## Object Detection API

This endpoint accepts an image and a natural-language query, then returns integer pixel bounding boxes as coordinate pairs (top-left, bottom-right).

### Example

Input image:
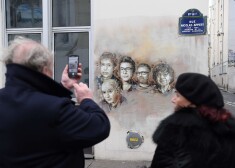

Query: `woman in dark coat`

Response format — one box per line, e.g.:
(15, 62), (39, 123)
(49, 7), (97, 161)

(150, 73), (235, 168)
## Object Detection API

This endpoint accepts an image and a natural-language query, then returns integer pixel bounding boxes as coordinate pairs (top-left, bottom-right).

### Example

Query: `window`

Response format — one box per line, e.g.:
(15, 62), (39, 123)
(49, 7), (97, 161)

(51, 0), (91, 84)
(6, 0), (42, 28)
(8, 33), (41, 43)
(52, 0), (90, 27)
(3, 0), (91, 85)
(54, 32), (89, 85)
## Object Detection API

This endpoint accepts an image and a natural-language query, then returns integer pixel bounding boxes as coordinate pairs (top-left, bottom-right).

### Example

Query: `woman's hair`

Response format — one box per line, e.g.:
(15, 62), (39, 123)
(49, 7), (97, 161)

(152, 63), (174, 83)
(198, 106), (232, 122)
(3, 36), (53, 73)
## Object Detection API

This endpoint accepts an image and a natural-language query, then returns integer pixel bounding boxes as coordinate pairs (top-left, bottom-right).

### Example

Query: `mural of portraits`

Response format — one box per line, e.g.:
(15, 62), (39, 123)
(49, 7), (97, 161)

(99, 78), (127, 112)
(153, 63), (174, 94)
(93, 2), (210, 156)
(95, 53), (175, 112)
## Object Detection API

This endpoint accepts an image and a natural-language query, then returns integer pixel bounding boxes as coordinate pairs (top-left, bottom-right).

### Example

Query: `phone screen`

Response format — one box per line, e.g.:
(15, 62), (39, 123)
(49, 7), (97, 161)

(68, 55), (79, 78)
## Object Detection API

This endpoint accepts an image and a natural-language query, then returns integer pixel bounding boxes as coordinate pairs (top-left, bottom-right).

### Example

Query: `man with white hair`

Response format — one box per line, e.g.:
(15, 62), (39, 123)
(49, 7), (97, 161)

(0, 36), (110, 168)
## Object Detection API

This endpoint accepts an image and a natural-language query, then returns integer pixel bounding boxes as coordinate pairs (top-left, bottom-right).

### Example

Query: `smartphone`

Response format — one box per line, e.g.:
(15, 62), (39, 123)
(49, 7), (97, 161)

(68, 55), (79, 78)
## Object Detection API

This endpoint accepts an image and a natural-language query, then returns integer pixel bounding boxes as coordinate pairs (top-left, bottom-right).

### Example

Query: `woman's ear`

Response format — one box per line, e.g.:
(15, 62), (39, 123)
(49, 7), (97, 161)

(188, 103), (196, 108)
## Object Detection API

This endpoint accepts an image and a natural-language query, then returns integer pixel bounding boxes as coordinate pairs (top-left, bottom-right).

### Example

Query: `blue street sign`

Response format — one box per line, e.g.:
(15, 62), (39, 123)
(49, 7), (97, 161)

(179, 9), (207, 35)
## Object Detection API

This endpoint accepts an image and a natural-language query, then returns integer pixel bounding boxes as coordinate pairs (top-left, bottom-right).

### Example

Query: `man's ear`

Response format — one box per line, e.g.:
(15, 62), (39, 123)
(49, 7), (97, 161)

(42, 66), (53, 78)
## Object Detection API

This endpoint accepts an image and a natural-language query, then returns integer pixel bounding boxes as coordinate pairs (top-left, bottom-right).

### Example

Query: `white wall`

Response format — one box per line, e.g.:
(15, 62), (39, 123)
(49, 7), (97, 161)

(93, 0), (209, 161)
(95, 0), (208, 19)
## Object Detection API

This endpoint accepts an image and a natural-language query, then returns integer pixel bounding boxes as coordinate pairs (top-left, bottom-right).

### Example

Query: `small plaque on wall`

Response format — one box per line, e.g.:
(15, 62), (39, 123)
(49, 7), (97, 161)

(126, 130), (144, 149)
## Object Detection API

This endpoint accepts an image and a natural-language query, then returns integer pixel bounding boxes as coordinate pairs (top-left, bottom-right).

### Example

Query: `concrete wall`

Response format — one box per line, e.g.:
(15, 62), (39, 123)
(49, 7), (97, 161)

(93, 0), (209, 160)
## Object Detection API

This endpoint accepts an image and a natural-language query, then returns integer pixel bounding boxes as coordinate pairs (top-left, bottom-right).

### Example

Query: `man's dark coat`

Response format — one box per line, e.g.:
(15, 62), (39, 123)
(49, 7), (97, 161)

(0, 64), (110, 168)
(151, 108), (235, 168)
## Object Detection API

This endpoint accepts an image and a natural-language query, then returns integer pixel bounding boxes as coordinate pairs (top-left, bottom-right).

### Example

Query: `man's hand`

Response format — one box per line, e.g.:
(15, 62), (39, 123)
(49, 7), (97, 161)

(73, 82), (93, 103)
(61, 64), (82, 90)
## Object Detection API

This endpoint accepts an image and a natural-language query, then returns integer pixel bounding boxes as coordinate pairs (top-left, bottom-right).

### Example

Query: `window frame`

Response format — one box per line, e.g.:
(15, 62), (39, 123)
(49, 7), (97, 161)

(1, 0), (93, 88)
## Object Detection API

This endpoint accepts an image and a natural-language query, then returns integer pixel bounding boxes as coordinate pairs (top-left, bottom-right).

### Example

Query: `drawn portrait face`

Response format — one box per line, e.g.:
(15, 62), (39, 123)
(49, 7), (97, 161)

(100, 58), (114, 79)
(156, 72), (172, 86)
(120, 62), (133, 82)
(101, 80), (120, 105)
(136, 66), (150, 84)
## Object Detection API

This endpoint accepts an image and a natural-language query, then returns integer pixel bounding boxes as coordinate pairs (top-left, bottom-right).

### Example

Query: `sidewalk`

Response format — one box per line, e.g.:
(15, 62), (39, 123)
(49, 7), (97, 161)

(85, 159), (151, 168)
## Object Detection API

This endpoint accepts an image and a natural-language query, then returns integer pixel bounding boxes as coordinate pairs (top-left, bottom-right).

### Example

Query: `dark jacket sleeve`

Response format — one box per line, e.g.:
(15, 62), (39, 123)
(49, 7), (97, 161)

(150, 108), (222, 168)
(151, 123), (192, 168)
(150, 109), (205, 168)
(56, 98), (110, 149)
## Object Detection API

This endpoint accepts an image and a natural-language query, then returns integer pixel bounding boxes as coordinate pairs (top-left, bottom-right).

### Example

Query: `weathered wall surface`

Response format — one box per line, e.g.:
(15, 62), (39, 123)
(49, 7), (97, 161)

(93, 0), (209, 160)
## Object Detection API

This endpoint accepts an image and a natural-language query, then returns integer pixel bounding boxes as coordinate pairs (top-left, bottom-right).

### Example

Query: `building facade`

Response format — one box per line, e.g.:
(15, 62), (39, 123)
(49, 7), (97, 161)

(0, 0), (209, 161)
(208, 0), (235, 92)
